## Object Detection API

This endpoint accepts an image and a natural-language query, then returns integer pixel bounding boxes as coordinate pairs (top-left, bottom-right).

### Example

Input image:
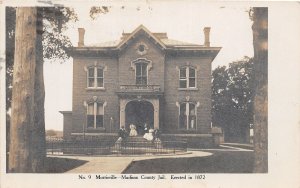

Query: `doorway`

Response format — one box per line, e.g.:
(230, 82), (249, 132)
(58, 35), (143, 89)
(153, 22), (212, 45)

(125, 100), (154, 135)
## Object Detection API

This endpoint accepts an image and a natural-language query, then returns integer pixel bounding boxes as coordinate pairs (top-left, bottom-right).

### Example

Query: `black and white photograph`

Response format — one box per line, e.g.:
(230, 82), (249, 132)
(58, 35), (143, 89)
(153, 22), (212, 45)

(0, 1), (299, 188)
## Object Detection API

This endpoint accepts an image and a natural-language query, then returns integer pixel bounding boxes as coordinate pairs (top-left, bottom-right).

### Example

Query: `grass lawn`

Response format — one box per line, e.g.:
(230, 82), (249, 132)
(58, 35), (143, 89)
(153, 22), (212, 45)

(44, 157), (88, 173)
(122, 150), (254, 173)
(6, 156), (88, 173)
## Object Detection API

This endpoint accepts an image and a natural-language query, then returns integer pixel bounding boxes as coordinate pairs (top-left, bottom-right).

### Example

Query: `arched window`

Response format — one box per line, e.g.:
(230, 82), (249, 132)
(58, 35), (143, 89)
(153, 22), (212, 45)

(131, 58), (152, 86)
(87, 102), (104, 128)
(87, 66), (104, 88)
(136, 62), (148, 85)
(179, 67), (196, 88)
(178, 102), (197, 130)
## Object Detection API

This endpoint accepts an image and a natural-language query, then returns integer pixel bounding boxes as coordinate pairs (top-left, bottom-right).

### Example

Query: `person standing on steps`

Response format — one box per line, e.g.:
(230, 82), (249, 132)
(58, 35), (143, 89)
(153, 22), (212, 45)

(129, 124), (138, 137)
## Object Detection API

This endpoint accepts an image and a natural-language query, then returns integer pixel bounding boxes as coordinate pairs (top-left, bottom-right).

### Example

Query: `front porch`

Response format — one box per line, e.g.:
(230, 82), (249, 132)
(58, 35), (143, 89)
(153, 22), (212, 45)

(116, 84), (164, 131)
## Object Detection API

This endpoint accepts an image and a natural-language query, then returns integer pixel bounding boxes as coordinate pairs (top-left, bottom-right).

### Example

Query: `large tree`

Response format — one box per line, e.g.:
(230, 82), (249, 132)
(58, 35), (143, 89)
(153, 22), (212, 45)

(212, 57), (254, 143)
(7, 6), (110, 172)
(9, 7), (37, 172)
(7, 7), (78, 172)
(251, 7), (268, 173)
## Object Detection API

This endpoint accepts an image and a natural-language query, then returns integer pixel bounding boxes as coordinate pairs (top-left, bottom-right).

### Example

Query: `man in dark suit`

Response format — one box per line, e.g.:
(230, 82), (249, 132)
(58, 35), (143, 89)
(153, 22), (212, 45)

(118, 126), (127, 139)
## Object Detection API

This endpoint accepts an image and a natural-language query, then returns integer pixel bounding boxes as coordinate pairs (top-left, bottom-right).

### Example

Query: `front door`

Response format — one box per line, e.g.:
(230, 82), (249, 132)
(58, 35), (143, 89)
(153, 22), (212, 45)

(125, 100), (154, 135)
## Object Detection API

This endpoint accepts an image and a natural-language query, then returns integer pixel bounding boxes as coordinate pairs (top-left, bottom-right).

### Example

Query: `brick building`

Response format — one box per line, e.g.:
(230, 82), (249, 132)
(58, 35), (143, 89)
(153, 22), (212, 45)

(61, 25), (221, 147)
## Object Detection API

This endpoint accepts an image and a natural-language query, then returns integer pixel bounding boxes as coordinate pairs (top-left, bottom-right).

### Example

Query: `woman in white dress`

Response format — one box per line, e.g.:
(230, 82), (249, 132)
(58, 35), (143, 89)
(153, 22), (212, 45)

(143, 128), (154, 141)
(129, 124), (138, 137)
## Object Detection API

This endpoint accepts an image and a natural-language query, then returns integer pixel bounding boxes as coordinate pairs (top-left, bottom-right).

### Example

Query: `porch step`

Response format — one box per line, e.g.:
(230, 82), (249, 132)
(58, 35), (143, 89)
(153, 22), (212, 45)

(122, 136), (155, 148)
(124, 136), (147, 142)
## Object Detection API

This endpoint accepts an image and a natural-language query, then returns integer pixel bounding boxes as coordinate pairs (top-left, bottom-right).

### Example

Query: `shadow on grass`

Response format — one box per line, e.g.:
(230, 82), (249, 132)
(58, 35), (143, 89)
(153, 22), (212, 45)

(45, 157), (88, 173)
(123, 150), (254, 173)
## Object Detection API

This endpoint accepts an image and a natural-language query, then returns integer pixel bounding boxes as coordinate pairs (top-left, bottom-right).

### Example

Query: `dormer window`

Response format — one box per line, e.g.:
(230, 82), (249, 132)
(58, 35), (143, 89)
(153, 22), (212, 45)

(179, 67), (196, 89)
(87, 67), (104, 88)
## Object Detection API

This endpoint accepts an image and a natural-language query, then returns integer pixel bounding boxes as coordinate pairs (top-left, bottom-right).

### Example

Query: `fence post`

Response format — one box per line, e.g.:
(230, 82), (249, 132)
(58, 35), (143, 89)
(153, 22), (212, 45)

(173, 142), (175, 154)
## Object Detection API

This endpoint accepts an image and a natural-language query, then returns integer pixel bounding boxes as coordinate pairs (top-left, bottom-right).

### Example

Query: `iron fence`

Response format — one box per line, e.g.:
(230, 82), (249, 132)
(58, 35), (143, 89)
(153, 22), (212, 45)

(46, 139), (187, 155)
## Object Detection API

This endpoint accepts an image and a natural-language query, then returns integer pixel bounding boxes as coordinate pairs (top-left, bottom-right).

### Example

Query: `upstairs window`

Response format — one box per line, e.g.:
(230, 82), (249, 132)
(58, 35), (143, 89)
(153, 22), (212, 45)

(87, 102), (104, 128)
(87, 67), (104, 88)
(179, 102), (197, 130)
(136, 62), (148, 85)
(179, 67), (196, 88)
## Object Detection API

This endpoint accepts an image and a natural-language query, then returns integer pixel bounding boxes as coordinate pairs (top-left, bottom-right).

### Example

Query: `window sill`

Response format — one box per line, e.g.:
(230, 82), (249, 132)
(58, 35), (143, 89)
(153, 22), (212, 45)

(86, 87), (106, 91)
(178, 88), (198, 91)
(86, 127), (105, 130)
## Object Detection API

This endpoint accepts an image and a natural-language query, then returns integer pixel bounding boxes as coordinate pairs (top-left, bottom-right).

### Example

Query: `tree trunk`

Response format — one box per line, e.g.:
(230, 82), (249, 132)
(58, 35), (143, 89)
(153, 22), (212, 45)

(252, 7), (268, 173)
(9, 7), (37, 173)
(31, 8), (46, 172)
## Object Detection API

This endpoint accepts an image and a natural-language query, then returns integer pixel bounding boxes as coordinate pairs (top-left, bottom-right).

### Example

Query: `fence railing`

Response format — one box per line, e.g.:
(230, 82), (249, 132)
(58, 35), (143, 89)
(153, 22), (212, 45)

(46, 139), (187, 155)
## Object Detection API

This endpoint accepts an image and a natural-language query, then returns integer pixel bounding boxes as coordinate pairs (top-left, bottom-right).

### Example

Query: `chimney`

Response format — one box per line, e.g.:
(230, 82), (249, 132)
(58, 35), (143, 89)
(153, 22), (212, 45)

(203, 27), (210, 47)
(78, 28), (85, 47)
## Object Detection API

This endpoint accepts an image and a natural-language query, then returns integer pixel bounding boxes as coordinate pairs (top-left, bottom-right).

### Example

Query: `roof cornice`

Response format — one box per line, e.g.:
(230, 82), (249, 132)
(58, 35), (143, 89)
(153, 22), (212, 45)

(71, 46), (222, 58)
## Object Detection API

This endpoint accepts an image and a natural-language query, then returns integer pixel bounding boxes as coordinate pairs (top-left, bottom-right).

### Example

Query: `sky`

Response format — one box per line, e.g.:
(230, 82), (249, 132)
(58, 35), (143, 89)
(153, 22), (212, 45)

(44, 2), (254, 131)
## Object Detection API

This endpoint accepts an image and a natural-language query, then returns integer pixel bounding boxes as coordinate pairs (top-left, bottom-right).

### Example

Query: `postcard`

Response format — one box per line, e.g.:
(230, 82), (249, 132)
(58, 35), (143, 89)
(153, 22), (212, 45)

(0, 1), (299, 188)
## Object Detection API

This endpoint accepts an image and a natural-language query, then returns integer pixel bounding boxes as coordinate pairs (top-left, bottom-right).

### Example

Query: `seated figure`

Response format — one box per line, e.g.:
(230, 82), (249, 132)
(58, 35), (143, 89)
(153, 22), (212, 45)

(143, 128), (154, 141)
(129, 124), (138, 137)
(117, 126), (127, 141)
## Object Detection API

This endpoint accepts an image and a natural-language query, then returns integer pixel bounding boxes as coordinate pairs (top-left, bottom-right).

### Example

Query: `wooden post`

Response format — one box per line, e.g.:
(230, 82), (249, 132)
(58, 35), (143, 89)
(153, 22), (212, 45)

(83, 123), (85, 141)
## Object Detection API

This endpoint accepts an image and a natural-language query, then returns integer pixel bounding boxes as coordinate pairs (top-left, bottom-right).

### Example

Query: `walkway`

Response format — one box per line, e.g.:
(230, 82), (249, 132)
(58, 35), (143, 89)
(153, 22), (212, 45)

(49, 151), (212, 173)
